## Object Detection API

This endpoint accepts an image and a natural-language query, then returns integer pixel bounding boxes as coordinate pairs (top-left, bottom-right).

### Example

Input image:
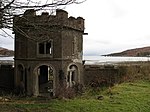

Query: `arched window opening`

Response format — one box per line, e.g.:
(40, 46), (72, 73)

(71, 71), (75, 82)
(67, 65), (78, 87)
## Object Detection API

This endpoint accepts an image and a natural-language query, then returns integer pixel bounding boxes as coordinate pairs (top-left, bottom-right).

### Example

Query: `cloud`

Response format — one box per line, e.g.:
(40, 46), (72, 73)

(0, 29), (14, 50)
(106, 0), (127, 18)
(0, 36), (14, 50)
(1, 0), (150, 55)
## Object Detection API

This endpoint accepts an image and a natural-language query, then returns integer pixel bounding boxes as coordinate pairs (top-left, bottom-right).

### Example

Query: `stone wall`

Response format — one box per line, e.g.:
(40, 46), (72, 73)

(84, 65), (120, 87)
(0, 64), (14, 89)
(83, 62), (150, 87)
(0, 62), (150, 91)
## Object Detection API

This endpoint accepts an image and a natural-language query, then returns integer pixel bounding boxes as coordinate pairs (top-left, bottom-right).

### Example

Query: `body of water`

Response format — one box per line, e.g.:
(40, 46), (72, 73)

(0, 56), (149, 65)
(0, 56), (14, 60)
(83, 56), (150, 65)
(0, 56), (14, 65)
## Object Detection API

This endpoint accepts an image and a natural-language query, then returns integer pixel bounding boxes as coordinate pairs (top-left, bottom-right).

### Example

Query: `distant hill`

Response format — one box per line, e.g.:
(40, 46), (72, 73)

(104, 46), (150, 57)
(0, 47), (14, 57)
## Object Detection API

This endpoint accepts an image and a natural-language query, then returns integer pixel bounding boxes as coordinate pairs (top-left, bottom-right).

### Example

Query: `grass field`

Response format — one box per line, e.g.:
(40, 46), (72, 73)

(0, 80), (150, 112)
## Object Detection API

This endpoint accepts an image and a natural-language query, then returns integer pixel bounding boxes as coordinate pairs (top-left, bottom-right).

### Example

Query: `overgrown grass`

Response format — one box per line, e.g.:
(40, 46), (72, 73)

(0, 80), (150, 112)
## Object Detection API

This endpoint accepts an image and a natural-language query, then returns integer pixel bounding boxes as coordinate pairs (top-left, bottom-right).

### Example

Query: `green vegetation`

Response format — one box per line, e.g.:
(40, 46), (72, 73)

(0, 80), (150, 112)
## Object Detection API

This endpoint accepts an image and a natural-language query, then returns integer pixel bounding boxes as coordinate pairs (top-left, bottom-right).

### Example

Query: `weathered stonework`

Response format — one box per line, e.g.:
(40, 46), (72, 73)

(13, 9), (85, 96)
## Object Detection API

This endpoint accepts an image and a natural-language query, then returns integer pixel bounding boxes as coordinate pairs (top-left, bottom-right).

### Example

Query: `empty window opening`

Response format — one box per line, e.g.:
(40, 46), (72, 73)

(71, 71), (75, 81)
(46, 42), (52, 54)
(38, 41), (52, 55)
(39, 43), (44, 54)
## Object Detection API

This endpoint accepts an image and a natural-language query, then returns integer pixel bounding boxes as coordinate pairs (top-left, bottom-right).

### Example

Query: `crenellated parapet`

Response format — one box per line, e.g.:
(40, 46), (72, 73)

(14, 9), (84, 32)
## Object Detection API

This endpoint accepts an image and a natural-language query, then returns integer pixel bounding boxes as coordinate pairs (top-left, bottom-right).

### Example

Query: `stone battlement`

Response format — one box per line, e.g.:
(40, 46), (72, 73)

(14, 9), (84, 32)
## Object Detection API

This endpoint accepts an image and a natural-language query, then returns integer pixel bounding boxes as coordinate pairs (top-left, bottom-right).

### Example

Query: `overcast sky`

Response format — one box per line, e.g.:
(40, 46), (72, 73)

(1, 0), (150, 56)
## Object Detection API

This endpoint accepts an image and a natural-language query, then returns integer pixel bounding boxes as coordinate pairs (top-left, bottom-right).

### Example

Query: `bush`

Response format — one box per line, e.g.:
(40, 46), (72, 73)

(55, 82), (83, 99)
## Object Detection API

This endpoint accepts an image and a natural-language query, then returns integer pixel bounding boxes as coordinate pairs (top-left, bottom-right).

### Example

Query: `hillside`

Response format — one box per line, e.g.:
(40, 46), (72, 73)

(104, 46), (150, 57)
(0, 47), (14, 56)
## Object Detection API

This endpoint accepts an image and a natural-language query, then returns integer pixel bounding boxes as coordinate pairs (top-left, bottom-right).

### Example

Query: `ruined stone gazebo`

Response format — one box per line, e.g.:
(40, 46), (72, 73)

(13, 9), (85, 96)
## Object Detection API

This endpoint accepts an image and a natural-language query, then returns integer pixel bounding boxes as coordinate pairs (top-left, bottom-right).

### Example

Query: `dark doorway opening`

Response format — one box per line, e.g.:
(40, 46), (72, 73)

(38, 65), (54, 96)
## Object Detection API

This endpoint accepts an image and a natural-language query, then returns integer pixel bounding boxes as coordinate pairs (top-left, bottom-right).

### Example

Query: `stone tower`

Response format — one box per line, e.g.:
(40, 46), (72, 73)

(13, 9), (85, 96)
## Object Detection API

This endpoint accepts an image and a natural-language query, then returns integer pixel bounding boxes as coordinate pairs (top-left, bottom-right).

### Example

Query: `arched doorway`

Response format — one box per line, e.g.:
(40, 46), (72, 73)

(35, 65), (54, 96)
(67, 65), (78, 87)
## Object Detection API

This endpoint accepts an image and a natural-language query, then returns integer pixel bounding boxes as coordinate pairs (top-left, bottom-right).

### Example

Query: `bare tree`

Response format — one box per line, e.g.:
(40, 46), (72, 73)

(0, 0), (86, 37)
